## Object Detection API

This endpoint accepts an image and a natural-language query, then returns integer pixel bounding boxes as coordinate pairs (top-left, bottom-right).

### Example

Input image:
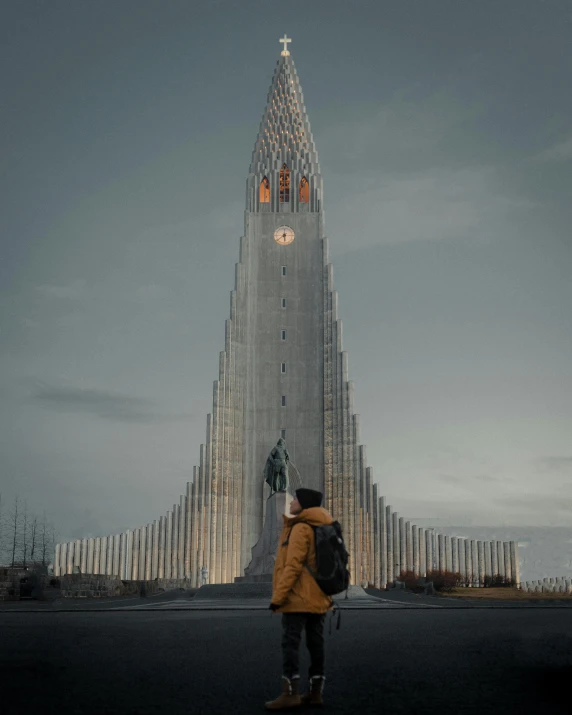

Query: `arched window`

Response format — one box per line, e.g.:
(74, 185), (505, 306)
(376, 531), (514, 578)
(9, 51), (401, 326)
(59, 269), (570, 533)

(259, 176), (270, 203)
(279, 164), (290, 202)
(299, 176), (309, 203)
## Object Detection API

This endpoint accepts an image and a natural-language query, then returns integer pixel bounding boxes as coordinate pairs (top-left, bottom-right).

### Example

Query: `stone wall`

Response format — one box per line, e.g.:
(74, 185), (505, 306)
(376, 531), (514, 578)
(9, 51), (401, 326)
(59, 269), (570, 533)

(59, 573), (194, 598)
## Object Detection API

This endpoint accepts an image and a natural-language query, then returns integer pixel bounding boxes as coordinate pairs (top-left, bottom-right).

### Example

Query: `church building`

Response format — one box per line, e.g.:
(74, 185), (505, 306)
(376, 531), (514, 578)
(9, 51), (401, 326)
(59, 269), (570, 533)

(53, 39), (520, 592)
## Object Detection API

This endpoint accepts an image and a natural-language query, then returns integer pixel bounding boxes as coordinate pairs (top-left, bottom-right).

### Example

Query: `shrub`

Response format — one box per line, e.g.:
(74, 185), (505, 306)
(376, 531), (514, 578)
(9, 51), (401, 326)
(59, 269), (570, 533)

(482, 574), (515, 588)
(426, 569), (462, 593)
(394, 569), (427, 593)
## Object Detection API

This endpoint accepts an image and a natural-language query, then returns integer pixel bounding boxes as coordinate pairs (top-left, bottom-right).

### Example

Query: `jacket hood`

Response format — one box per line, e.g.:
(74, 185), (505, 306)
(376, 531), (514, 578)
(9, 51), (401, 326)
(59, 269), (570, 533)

(283, 506), (333, 527)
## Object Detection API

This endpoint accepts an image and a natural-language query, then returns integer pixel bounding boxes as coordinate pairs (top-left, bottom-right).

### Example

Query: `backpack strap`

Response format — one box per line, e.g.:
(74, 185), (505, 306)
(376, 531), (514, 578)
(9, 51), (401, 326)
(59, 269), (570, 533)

(281, 520), (312, 547)
(281, 522), (319, 579)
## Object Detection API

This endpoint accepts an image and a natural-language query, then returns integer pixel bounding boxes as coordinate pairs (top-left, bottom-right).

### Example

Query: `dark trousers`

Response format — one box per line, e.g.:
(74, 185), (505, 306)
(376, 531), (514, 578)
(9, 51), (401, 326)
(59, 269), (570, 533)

(281, 612), (326, 680)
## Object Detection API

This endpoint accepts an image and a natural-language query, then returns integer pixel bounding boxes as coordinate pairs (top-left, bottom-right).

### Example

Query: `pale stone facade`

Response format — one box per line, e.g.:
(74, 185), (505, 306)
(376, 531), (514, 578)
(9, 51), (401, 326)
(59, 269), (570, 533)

(54, 45), (521, 590)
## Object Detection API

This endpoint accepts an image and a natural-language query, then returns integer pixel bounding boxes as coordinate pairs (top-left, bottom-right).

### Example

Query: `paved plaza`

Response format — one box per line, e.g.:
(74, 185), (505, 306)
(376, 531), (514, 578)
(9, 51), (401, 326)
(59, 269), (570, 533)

(2, 592), (571, 715)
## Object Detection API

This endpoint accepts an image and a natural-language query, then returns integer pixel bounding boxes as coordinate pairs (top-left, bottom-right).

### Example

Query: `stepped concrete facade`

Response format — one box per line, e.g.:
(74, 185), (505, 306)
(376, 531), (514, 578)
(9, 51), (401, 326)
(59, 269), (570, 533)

(54, 40), (521, 590)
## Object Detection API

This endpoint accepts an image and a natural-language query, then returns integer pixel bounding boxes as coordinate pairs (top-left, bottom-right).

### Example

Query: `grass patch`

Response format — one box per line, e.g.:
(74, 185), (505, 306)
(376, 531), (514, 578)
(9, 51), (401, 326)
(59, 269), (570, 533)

(438, 587), (572, 601)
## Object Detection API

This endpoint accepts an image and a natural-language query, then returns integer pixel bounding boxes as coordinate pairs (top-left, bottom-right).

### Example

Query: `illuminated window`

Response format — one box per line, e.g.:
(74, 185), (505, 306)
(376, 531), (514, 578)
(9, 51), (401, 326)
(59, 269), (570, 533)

(259, 176), (270, 203)
(279, 164), (290, 202)
(299, 176), (309, 203)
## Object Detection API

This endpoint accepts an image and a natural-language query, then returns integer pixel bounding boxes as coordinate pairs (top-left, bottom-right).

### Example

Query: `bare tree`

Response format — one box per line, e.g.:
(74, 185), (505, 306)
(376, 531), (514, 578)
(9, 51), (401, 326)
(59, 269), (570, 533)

(29, 516), (38, 563)
(21, 500), (29, 568)
(0, 492), (5, 566)
(40, 511), (49, 566)
(9, 495), (21, 567)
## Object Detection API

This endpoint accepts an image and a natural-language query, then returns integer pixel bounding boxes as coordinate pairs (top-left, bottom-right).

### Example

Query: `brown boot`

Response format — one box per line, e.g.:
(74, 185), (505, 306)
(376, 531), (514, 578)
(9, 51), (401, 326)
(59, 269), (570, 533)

(264, 676), (302, 710)
(301, 675), (325, 706)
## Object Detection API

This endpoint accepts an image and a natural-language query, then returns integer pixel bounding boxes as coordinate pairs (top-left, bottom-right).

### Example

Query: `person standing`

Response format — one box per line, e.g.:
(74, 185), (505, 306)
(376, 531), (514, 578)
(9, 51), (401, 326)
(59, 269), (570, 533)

(265, 488), (334, 710)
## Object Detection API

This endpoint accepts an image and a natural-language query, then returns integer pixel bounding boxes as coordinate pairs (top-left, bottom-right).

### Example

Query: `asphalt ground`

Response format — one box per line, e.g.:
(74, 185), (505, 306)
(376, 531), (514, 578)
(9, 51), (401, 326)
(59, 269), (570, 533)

(2, 606), (571, 714)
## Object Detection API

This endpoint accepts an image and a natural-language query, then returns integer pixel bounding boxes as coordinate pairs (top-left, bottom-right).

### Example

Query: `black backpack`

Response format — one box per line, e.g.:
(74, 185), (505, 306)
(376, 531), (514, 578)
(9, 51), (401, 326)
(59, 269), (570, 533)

(286, 520), (351, 596)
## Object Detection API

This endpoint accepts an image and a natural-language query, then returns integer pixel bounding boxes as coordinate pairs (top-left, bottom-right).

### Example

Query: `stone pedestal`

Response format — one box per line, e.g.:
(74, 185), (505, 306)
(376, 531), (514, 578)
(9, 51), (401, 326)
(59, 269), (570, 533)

(237, 491), (292, 583)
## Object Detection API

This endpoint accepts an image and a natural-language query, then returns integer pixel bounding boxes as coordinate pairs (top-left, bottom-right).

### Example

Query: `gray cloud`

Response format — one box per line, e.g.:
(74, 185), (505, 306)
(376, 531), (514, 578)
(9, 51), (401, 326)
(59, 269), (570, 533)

(437, 474), (464, 485)
(30, 381), (194, 424)
(494, 495), (572, 513)
(35, 279), (86, 300)
(531, 137), (572, 164)
(536, 457), (572, 472)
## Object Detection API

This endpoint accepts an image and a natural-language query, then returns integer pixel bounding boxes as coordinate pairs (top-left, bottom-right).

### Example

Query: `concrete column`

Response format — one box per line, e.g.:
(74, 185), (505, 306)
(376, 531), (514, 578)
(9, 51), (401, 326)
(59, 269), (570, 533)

(477, 541), (484, 586)
(445, 535), (452, 572)
(152, 520), (159, 580)
(392, 512), (400, 578)
(103, 536), (110, 575)
(496, 541), (505, 580)
(61, 542), (68, 574)
(165, 512), (173, 579)
(418, 528), (426, 577)
(451, 537), (458, 574)
(471, 540), (478, 586)
(65, 541), (73, 574)
(509, 541), (520, 586)
(437, 534), (445, 572)
(93, 537), (100, 574)
(380, 496), (387, 589)
(464, 539), (472, 586)
(109, 536), (115, 575)
(125, 530), (133, 580)
(108, 535), (114, 576)
(386, 505), (393, 585)
(138, 526), (146, 580)
(425, 530), (433, 576)
(458, 539), (466, 582)
(503, 542), (511, 584)
(490, 541), (498, 578)
(158, 516), (166, 579)
(119, 533), (126, 580)
(131, 528), (140, 580)
(484, 541), (492, 582)
(73, 539), (81, 571)
(178, 496), (185, 581)
(100, 536), (108, 575)
(80, 538), (87, 573)
(398, 517), (405, 577)
(86, 538), (94, 574)
(185, 485), (192, 580)
(145, 524), (154, 581)
(145, 524), (153, 580)
(412, 525), (420, 577)
(172, 505), (180, 580)
(112, 534), (119, 576)
(372, 486), (380, 588)
(405, 521), (413, 572)
(54, 543), (61, 576)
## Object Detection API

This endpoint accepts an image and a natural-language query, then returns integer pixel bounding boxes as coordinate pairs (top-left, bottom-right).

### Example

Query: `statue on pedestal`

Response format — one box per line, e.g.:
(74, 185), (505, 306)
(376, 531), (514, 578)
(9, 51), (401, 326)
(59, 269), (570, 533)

(264, 438), (290, 493)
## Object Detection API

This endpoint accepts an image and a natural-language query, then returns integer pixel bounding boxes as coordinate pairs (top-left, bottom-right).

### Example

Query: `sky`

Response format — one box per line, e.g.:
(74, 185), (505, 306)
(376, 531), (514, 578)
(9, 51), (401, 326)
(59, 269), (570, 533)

(1, 1), (571, 554)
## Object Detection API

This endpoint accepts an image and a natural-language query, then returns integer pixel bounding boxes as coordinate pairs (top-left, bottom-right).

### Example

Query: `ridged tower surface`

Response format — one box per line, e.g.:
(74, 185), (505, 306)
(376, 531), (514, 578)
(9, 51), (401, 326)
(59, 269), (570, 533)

(52, 45), (523, 594)
(184, 48), (378, 584)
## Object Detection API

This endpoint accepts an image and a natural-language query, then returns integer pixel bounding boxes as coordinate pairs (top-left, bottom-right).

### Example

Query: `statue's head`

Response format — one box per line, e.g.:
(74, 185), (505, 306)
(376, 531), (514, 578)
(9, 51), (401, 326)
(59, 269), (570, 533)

(277, 438), (285, 446)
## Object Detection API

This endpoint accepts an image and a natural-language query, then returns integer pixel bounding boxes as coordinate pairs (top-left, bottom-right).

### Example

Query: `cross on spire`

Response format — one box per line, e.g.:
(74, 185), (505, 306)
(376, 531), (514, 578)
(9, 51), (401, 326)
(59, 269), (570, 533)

(279, 34), (292, 56)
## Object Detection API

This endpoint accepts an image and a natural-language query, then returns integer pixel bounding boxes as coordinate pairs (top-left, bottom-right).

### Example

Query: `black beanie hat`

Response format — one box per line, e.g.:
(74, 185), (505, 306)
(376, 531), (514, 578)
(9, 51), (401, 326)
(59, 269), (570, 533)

(295, 488), (323, 510)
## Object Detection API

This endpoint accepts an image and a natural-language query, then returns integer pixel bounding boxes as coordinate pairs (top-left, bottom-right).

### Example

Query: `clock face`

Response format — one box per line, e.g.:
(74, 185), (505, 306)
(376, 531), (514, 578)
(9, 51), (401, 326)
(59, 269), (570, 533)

(274, 225), (295, 246)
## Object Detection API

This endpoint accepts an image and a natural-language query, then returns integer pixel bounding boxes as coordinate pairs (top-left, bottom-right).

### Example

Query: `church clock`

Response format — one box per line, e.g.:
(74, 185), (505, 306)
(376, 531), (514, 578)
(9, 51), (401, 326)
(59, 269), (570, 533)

(274, 225), (295, 246)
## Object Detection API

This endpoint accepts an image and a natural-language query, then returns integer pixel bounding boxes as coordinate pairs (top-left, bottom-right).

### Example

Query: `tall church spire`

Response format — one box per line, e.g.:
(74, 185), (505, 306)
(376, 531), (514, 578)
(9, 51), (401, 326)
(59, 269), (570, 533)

(247, 38), (322, 212)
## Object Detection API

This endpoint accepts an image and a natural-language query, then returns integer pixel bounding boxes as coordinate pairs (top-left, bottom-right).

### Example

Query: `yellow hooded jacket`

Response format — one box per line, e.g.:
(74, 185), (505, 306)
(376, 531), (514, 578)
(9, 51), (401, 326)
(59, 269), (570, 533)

(271, 506), (335, 614)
